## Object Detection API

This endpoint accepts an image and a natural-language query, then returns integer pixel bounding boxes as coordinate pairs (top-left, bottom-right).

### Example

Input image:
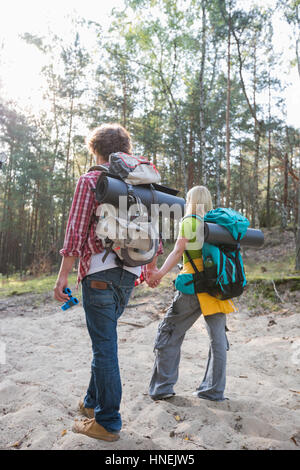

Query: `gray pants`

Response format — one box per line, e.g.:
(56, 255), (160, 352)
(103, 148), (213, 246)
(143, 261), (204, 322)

(149, 291), (229, 401)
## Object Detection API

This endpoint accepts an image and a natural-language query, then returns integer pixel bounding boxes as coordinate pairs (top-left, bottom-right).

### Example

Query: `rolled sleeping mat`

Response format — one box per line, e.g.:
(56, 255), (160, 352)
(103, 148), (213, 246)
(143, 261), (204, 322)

(94, 174), (185, 215)
(204, 222), (264, 248)
(94, 174), (264, 247)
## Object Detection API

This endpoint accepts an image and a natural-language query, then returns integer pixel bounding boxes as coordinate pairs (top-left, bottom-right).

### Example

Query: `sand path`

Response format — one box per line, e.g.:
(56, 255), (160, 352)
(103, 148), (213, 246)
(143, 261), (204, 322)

(0, 288), (299, 450)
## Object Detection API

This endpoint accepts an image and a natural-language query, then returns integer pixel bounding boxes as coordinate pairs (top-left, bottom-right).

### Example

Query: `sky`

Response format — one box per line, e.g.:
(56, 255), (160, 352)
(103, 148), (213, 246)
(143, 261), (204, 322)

(0, 0), (122, 111)
(0, 0), (299, 128)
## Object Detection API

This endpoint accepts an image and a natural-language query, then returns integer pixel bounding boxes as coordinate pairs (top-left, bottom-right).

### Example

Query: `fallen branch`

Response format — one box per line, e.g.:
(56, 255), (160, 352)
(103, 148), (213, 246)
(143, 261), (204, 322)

(119, 321), (145, 328)
(126, 302), (147, 309)
(7, 429), (33, 449)
(271, 279), (284, 303)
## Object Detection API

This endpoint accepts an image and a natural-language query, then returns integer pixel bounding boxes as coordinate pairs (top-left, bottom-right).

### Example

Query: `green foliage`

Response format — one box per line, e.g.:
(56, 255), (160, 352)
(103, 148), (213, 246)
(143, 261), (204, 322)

(0, 273), (78, 298)
(0, 1), (300, 275)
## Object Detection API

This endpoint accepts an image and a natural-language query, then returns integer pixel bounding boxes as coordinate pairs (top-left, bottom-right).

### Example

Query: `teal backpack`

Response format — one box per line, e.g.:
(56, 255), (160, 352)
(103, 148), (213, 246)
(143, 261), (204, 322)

(175, 208), (249, 300)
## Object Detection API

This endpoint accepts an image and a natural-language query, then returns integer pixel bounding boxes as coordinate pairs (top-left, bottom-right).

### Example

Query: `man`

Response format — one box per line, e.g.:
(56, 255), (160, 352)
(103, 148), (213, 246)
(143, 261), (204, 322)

(54, 123), (160, 441)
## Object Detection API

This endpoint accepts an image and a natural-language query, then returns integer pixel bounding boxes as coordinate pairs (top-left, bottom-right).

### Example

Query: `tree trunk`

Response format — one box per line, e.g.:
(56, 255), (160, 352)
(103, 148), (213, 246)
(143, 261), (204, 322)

(158, 52), (187, 194)
(293, 4), (300, 269)
(188, 116), (195, 190)
(60, 91), (74, 244)
(267, 129), (272, 228)
(239, 150), (244, 214)
(216, 138), (221, 207)
(199, 1), (207, 185)
(231, 22), (263, 227)
(252, 32), (260, 228)
(0, 144), (14, 274)
(122, 70), (128, 128)
(175, 112), (188, 194)
(282, 152), (289, 229)
(226, 12), (231, 207)
(296, 5), (300, 77)
(266, 42), (272, 229)
(296, 167), (300, 271)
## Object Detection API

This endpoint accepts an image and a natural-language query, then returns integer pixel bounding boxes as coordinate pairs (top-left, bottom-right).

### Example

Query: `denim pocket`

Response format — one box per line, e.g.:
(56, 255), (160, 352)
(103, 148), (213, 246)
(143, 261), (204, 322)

(89, 282), (115, 307)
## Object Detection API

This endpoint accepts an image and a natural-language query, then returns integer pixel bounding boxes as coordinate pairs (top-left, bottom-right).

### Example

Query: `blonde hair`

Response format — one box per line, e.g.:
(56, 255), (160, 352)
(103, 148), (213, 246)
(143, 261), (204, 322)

(185, 186), (213, 217)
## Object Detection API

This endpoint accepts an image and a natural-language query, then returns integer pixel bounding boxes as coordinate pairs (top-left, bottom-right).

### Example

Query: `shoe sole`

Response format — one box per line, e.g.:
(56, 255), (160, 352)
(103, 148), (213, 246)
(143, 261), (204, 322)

(151, 393), (175, 401)
(72, 425), (119, 442)
(192, 392), (229, 402)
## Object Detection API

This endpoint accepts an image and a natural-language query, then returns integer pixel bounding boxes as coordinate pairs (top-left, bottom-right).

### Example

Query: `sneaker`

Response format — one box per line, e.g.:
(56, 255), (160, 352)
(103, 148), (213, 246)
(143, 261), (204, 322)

(72, 418), (120, 442)
(150, 393), (175, 401)
(78, 399), (94, 419)
(192, 391), (229, 401)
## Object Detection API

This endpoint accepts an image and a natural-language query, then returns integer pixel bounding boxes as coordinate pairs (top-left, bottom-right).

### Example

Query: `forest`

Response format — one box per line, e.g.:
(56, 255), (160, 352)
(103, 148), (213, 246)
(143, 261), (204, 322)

(0, 0), (300, 277)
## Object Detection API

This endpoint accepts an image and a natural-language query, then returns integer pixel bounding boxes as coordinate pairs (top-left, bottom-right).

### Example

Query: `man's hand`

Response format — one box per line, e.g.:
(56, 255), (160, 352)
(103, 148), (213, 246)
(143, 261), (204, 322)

(54, 256), (76, 303)
(145, 256), (159, 288)
(145, 266), (159, 288)
(146, 270), (162, 288)
(54, 275), (70, 303)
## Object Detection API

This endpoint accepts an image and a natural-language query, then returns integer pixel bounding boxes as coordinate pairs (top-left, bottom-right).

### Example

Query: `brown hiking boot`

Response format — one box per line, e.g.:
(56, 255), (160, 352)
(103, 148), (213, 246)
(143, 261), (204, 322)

(78, 399), (94, 419)
(72, 418), (120, 442)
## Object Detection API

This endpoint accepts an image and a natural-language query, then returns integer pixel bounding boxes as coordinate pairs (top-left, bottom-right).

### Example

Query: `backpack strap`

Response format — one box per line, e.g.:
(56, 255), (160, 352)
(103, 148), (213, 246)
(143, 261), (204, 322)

(101, 239), (114, 263)
(181, 214), (203, 274)
(88, 164), (110, 172)
(182, 214), (204, 223)
(184, 249), (200, 274)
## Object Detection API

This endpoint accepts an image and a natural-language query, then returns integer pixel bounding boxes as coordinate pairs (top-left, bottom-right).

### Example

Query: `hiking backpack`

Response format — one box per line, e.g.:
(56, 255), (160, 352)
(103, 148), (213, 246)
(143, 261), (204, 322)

(175, 208), (249, 300)
(90, 152), (161, 267)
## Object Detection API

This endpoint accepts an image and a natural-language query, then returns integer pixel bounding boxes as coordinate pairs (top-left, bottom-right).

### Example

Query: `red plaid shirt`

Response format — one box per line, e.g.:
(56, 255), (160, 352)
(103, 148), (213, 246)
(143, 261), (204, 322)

(60, 170), (104, 285)
(60, 169), (163, 286)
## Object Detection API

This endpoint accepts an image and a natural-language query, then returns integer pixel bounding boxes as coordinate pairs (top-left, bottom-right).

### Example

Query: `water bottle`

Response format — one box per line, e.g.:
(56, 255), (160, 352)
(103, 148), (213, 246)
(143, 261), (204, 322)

(204, 256), (214, 269)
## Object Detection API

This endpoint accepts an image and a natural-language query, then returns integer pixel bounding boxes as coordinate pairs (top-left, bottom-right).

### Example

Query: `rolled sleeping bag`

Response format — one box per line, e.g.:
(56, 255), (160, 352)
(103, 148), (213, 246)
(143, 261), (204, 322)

(204, 222), (264, 248)
(95, 173), (185, 214)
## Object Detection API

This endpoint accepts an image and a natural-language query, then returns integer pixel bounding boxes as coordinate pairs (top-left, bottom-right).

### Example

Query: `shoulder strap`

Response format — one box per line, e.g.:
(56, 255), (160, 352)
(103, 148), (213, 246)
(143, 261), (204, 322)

(184, 249), (200, 274)
(182, 214), (204, 223)
(88, 164), (109, 172)
(181, 214), (203, 274)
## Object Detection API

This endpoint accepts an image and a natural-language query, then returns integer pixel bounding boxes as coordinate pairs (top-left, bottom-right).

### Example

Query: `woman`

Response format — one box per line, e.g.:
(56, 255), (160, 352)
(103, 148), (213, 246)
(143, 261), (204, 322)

(147, 186), (237, 402)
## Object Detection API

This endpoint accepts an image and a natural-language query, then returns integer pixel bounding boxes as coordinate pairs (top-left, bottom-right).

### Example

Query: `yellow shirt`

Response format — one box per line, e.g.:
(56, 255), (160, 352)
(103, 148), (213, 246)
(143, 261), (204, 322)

(180, 216), (237, 316)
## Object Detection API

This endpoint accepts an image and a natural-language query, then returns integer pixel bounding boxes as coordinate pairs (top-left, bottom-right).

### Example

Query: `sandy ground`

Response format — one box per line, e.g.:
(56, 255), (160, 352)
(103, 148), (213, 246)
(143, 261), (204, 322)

(0, 285), (300, 451)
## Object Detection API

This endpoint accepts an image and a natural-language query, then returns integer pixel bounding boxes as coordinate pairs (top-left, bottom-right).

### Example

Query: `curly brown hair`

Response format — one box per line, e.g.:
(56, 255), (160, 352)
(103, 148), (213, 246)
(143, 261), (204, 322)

(87, 123), (132, 161)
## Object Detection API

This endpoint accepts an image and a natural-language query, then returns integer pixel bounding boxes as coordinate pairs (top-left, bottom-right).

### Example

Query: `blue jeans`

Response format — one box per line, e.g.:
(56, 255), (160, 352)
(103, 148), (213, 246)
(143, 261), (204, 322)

(81, 268), (137, 433)
(149, 291), (229, 401)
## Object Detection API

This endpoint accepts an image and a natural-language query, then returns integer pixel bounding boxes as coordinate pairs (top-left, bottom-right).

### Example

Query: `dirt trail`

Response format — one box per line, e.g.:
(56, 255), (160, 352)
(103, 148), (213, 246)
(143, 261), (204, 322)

(0, 286), (300, 450)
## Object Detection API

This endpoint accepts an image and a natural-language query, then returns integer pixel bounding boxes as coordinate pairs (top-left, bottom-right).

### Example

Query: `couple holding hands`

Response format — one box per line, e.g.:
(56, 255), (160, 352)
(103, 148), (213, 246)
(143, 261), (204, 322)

(54, 123), (236, 442)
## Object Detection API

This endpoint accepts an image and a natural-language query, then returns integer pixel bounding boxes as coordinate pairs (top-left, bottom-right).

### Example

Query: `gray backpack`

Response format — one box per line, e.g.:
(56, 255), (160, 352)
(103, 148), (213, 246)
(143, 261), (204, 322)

(90, 152), (161, 267)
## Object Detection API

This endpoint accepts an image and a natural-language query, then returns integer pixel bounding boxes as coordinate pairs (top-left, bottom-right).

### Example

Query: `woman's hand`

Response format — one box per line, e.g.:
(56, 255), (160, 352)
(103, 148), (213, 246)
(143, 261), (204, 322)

(147, 237), (188, 286)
